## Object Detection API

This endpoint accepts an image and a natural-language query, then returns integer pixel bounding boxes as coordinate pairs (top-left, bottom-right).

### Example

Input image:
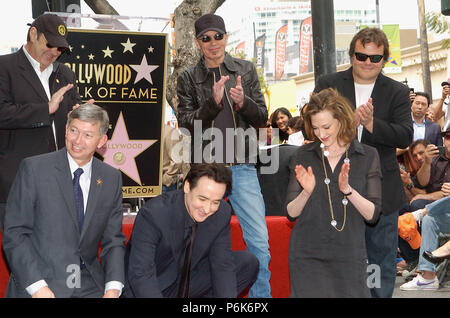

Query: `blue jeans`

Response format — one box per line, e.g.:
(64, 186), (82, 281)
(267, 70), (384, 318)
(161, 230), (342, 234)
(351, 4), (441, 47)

(227, 164), (271, 298)
(418, 196), (450, 272)
(365, 212), (398, 298)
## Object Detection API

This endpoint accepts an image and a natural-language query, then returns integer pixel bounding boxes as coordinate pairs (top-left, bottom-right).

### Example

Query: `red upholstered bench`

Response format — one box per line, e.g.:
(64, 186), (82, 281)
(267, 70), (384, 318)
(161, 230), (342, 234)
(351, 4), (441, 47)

(230, 216), (293, 298)
(0, 215), (293, 298)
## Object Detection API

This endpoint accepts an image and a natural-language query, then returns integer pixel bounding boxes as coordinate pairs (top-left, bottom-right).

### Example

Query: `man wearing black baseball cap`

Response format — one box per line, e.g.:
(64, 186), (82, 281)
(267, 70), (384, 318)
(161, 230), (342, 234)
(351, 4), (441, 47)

(177, 13), (271, 298)
(0, 13), (83, 232)
(28, 13), (70, 52)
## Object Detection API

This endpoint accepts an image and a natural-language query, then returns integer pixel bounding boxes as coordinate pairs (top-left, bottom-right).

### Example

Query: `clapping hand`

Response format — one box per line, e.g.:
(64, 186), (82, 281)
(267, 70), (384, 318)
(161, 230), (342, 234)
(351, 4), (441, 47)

(294, 164), (315, 195)
(338, 162), (352, 194)
(213, 75), (229, 106)
(356, 97), (374, 133)
(230, 75), (244, 110)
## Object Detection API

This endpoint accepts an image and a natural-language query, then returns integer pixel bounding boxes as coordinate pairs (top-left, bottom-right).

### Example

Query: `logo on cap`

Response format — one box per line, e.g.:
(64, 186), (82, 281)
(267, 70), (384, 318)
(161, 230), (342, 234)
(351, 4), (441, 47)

(58, 25), (66, 36)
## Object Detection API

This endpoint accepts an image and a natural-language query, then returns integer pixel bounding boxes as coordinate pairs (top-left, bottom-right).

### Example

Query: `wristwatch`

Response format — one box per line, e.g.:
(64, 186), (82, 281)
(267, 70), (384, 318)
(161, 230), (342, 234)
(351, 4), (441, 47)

(406, 183), (414, 190)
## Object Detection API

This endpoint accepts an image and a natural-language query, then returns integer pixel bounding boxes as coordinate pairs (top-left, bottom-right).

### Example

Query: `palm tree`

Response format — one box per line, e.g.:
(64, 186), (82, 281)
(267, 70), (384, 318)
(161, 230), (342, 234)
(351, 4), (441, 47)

(425, 12), (450, 48)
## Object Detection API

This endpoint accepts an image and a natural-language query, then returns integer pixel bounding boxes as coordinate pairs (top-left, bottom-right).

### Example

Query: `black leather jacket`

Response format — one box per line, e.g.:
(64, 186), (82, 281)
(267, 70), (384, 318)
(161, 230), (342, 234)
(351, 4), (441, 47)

(177, 53), (268, 163)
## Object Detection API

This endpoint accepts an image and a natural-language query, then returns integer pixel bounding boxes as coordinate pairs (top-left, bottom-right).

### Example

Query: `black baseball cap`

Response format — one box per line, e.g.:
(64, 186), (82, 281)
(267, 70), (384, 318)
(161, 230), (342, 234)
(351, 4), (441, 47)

(195, 14), (226, 38)
(441, 127), (450, 137)
(28, 14), (69, 49)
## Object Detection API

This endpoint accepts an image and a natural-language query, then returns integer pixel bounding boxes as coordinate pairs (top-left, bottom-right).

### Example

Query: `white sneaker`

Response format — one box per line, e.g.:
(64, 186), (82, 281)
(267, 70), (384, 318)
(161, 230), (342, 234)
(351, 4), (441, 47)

(400, 274), (439, 291)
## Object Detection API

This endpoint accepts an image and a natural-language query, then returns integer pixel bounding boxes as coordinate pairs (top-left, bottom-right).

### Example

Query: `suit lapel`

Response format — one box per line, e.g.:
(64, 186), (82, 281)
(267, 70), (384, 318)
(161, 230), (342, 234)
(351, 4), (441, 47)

(17, 49), (49, 102)
(342, 68), (356, 108)
(80, 158), (102, 239)
(371, 73), (387, 120)
(424, 120), (431, 140)
(54, 149), (80, 232)
(170, 192), (188, 264)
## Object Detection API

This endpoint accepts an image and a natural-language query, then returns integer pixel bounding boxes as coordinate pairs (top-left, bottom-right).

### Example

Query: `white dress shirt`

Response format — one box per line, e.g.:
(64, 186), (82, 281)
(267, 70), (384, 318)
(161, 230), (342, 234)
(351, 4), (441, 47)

(22, 46), (58, 149)
(412, 115), (426, 142)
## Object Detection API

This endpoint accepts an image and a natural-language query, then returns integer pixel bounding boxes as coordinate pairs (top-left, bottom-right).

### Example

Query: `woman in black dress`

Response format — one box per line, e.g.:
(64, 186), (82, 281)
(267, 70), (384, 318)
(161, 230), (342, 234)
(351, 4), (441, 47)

(286, 88), (382, 297)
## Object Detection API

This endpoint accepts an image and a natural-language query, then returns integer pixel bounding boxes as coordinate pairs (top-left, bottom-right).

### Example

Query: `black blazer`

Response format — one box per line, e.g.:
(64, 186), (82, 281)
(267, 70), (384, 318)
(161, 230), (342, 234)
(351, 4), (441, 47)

(423, 119), (443, 147)
(0, 48), (81, 203)
(124, 190), (238, 298)
(315, 67), (413, 214)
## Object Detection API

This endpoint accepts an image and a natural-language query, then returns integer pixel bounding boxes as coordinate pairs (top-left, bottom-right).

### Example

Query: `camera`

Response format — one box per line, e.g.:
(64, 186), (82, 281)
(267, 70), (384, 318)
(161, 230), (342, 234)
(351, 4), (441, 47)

(438, 146), (446, 156)
(409, 87), (414, 93)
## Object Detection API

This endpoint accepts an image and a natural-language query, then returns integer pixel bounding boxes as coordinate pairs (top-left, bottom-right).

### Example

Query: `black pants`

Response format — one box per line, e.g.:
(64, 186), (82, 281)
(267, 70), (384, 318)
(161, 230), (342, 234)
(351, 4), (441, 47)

(162, 250), (259, 298)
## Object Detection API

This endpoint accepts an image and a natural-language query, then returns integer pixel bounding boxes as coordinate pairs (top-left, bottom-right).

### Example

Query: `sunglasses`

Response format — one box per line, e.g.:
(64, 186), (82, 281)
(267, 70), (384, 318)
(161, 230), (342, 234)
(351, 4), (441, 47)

(354, 52), (384, 63)
(46, 43), (67, 53)
(199, 33), (225, 43)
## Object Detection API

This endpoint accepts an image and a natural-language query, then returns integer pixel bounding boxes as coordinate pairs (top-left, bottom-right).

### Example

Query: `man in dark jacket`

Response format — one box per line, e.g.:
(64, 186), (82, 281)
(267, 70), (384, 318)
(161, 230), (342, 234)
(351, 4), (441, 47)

(123, 163), (258, 298)
(176, 14), (271, 297)
(0, 14), (83, 231)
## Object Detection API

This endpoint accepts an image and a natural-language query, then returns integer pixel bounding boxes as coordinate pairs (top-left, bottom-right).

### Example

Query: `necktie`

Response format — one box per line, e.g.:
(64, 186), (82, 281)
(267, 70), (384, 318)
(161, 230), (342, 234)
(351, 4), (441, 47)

(178, 222), (197, 298)
(73, 168), (84, 232)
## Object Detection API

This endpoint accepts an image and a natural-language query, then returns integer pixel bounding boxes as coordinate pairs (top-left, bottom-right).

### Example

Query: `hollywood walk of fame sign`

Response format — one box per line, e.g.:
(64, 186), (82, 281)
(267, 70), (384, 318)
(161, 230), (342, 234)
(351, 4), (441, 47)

(60, 29), (167, 198)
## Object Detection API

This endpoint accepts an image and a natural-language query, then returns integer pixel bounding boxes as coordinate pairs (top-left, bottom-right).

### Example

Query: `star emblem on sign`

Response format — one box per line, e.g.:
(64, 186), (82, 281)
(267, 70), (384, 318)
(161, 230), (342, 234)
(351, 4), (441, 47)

(121, 37), (136, 53)
(130, 54), (159, 84)
(102, 46), (114, 58)
(97, 112), (157, 185)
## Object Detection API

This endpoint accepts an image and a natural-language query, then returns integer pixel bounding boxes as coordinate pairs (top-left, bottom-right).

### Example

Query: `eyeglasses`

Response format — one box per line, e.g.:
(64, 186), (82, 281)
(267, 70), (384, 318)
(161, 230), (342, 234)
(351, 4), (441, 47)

(198, 33), (225, 43)
(46, 43), (66, 53)
(354, 52), (384, 63)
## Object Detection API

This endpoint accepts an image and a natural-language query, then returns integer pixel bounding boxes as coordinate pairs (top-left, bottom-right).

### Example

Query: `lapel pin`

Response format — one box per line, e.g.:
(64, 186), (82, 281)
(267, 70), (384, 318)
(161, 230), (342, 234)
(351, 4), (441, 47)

(56, 78), (60, 83)
(97, 179), (102, 186)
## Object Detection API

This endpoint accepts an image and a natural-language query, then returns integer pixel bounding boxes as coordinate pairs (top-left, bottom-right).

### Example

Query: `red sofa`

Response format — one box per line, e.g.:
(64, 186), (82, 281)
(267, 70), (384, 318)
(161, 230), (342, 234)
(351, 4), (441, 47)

(0, 215), (293, 298)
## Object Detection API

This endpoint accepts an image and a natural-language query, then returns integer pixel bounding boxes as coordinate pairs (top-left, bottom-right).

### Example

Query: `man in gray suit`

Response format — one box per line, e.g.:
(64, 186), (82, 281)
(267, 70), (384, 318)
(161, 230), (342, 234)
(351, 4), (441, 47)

(2, 104), (126, 298)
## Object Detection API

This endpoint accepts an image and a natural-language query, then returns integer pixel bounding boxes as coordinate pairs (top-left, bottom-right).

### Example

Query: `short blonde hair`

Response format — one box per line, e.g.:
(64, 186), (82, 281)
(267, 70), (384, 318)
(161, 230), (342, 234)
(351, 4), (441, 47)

(303, 88), (357, 145)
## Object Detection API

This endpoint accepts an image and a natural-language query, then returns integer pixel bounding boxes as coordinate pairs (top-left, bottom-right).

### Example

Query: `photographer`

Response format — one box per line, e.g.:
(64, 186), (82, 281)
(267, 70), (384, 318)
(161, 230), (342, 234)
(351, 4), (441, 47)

(430, 80), (450, 130)
(411, 128), (450, 209)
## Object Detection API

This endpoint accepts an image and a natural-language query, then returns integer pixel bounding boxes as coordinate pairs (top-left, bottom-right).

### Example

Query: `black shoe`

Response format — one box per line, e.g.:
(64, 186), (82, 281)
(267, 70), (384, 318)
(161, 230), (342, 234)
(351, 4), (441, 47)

(423, 251), (450, 264)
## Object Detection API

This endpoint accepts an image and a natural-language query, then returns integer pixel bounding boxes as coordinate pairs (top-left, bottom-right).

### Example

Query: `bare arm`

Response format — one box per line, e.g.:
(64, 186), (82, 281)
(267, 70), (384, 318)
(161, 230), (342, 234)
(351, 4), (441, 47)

(286, 165), (315, 219)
